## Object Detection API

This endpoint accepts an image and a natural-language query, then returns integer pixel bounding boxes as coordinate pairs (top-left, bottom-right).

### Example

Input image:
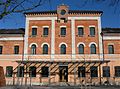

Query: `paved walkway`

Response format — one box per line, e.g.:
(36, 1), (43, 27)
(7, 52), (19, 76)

(0, 85), (120, 89)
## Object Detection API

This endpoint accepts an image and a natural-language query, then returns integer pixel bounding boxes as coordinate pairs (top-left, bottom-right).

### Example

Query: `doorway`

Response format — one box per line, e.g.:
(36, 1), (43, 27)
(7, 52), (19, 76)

(59, 66), (68, 82)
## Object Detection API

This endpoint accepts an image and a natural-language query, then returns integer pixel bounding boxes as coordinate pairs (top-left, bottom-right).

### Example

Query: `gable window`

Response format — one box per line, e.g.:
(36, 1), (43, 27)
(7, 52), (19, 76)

(14, 46), (19, 54)
(43, 44), (48, 54)
(17, 66), (24, 77)
(90, 66), (98, 77)
(43, 27), (49, 36)
(61, 27), (66, 36)
(60, 44), (66, 54)
(103, 66), (110, 77)
(29, 66), (36, 77)
(115, 66), (120, 77)
(31, 44), (36, 54)
(90, 44), (96, 54)
(78, 27), (84, 36)
(6, 66), (13, 77)
(78, 66), (85, 77)
(0, 46), (3, 54)
(32, 28), (37, 36)
(90, 27), (95, 36)
(108, 45), (114, 54)
(41, 66), (49, 77)
(78, 44), (84, 54)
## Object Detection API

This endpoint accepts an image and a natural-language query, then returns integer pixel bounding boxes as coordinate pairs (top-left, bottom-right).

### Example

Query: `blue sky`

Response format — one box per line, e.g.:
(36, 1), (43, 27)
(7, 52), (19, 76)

(0, 0), (120, 29)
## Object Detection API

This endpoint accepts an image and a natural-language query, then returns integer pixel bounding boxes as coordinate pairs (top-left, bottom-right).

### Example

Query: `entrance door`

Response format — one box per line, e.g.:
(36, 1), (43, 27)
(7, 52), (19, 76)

(59, 66), (68, 82)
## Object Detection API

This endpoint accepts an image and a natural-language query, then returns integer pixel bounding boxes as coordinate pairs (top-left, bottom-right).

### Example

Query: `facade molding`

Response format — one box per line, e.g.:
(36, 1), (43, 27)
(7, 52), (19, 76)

(89, 42), (98, 47)
(29, 43), (38, 47)
(89, 25), (96, 27)
(77, 42), (86, 47)
(77, 25), (84, 28)
(41, 42), (50, 47)
(42, 26), (49, 28)
(32, 26), (38, 28)
(60, 26), (67, 28)
(0, 37), (23, 41)
(59, 42), (68, 47)
(103, 36), (120, 40)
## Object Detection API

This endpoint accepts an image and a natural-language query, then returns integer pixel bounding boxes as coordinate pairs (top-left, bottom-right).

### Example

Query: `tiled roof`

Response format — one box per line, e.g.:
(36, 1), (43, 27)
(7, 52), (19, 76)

(102, 28), (120, 33)
(24, 10), (103, 15)
(0, 28), (25, 34)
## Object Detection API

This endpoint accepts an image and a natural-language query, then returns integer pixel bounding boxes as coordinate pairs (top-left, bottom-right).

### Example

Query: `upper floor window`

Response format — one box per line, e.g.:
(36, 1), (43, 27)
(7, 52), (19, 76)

(31, 44), (36, 54)
(90, 27), (95, 36)
(108, 45), (114, 54)
(61, 27), (66, 36)
(43, 27), (49, 36)
(41, 66), (49, 77)
(43, 44), (48, 54)
(90, 44), (96, 54)
(115, 66), (120, 77)
(17, 66), (24, 77)
(78, 44), (84, 54)
(90, 66), (98, 77)
(14, 46), (19, 54)
(6, 66), (13, 77)
(78, 66), (85, 77)
(78, 27), (84, 36)
(0, 46), (3, 54)
(29, 66), (36, 77)
(103, 66), (110, 77)
(60, 44), (66, 54)
(32, 28), (37, 36)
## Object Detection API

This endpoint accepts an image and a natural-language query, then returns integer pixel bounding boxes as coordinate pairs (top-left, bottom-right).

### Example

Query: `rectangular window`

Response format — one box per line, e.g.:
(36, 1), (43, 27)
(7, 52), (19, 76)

(6, 66), (13, 77)
(90, 27), (95, 36)
(43, 28), (49, 36)
(103, 66), (110, 77)
(61, 27), (66, 36)
(115, 66), (120, 77)
(0, 46), (3, 54)
(17, 66), (24, 77)
(14, 46), (19, 54)
(41, 66), (49, 77)
(29, 66), (36, 77)
(108, 45), (114, 54)
(32, 28), (37, 36)
(78, 27), (84, 36)
(90, 66), (98, 77)
(78, 66), (85, 77)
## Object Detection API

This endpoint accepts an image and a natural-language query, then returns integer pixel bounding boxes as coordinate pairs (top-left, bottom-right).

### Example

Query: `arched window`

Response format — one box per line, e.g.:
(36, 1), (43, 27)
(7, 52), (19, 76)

(78, 44), (84, 54)
(60, 44), (66, 54)
(31, 44), (36, 54)
(43, 44), (48, 54)
(90, 44), (96, 54)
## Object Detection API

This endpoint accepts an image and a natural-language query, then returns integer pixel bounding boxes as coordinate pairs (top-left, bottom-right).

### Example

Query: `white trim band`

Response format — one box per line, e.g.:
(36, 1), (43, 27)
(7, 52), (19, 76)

(0, 37), (23, 41)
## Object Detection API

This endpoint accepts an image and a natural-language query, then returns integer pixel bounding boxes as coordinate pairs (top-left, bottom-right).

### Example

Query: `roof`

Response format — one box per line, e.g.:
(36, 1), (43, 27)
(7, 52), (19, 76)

(0, 28), (25, 34)
(102, 28), (120, 33)
(24, 10), (103, 15)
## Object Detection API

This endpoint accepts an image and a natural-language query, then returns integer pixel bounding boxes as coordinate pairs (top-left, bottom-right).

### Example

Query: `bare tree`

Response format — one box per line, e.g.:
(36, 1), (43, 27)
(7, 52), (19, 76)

(0, 0), (47, 20)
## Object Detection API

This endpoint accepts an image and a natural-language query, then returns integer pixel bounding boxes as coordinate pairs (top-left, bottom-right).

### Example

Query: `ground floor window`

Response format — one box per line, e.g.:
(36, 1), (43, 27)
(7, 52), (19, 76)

(90, 66), (98, 77)
(41, 66), (49, 77)
(78, 66), (85, 77)
(29, 66), (36, 77)
(115, 66), (120, 77)
(6, 66), (13, 77)
(17, 66), (24, 77)
(103, 66), (110, 77)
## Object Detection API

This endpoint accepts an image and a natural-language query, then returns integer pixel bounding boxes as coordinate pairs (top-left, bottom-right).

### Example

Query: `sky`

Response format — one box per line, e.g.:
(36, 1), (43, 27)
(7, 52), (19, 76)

(0, 0), (120, 29)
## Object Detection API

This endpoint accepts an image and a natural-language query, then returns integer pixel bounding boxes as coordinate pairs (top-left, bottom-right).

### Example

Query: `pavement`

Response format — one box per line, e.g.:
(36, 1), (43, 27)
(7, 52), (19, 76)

(0, 85), (120, 89)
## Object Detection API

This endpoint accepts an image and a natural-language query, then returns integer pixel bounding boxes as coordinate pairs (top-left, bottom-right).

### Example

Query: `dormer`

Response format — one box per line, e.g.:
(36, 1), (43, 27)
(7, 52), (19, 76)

(57, 4), (69, 23)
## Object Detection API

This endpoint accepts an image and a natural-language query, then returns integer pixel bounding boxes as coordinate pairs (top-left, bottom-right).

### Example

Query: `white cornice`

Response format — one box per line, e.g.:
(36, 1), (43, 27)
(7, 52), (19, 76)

(103, 36), (120, 40)
(0, 37), (23, 41)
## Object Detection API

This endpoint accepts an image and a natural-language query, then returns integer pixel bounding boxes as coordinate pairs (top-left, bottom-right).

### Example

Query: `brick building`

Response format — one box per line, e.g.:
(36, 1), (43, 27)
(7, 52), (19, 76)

(0, 4), (120, 86)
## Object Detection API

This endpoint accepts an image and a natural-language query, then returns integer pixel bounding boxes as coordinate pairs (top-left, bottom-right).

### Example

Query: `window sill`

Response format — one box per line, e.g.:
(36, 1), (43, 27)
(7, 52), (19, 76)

(59, 35), (66, 37)
(30, 35), (37, 37)
(41, 35), (48, 37)
(76, 35), (84, 37)
(88, 35), (95, 37)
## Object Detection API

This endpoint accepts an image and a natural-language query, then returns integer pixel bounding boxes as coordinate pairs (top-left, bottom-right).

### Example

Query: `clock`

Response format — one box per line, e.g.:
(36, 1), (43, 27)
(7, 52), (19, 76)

(60, 9), (66, 15)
